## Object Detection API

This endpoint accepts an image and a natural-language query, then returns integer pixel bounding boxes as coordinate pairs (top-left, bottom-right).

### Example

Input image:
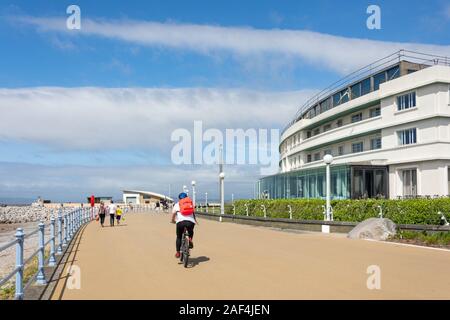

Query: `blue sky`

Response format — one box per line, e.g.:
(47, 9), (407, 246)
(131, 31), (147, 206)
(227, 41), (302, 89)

(0, 0), (450, 202)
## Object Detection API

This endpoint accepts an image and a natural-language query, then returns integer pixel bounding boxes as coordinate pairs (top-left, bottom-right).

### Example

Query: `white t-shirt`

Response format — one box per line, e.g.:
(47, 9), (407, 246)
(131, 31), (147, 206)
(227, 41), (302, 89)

(108, 203), (117, 214)
(172, 202), (196, 224)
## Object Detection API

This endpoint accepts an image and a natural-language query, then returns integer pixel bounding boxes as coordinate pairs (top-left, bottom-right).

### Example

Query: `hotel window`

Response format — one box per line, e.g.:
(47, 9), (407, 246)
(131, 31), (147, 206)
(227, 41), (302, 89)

(370, 106), (381, 118)
(320, 97), (332, 113)
(351, 82), (361, 99)
(306, 131), (312, 139)
(397, 92), (416, 111)
(314, 152), (321, 161)
(370, 137), (382, 150)
(398, 128), (417, 145)
(333, 92), (341, 107)
(340, 88), (350, 104)
(314, 105), (320, 117)
(373, 71), (386, 91)
(323, 124), (332, 132)
(338, 145), (344, 156)
(313, 128), (320, 136)
(336, 119), (343, 127)
(448, 167), (450, 195)
(361, 78), (371, 95)
(324, 149), (332, 156)
(351, 112), (363, 123)
(352, 141), (364, 153)
(307, 154), (312, 163)
(402, 169), (417, 197)
(387, 65), (400, 80)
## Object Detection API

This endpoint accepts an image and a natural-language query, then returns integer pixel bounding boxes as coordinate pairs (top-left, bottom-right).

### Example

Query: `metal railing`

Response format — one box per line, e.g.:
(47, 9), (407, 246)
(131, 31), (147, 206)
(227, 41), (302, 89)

(281, 50), (450, 135)
(0, 207), (95, 300)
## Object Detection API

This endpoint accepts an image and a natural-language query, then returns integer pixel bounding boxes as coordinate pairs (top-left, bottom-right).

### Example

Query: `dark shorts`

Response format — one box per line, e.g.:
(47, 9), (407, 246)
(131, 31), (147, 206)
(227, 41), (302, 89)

(116, 215), (121, 220)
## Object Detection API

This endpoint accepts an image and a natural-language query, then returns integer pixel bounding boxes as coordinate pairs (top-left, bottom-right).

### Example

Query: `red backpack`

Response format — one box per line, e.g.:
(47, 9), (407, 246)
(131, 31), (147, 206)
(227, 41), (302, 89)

(179, 197), (194, 215)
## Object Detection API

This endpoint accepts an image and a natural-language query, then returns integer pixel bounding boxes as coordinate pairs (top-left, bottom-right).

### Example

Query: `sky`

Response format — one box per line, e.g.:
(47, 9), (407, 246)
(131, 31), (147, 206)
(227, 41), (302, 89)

(1, 0), (450, 202)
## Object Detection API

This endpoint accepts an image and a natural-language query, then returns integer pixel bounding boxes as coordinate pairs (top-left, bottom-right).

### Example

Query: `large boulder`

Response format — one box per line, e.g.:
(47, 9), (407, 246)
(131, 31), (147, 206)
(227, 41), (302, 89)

(347, 218), (397, 241)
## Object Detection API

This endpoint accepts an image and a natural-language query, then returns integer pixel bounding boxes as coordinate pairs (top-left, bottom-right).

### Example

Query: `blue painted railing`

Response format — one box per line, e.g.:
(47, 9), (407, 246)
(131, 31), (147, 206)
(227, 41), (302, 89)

(0, 207), (95, 300)
(0, 204), (165, 299)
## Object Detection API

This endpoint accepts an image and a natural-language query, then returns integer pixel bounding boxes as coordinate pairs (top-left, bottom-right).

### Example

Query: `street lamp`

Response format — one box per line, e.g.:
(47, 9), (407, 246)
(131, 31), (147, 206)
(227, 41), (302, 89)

(205, 192), (208, 213)
(323, 154), (333, 222)
(219, 171), (225, 221)
(191, 180), (196, 208)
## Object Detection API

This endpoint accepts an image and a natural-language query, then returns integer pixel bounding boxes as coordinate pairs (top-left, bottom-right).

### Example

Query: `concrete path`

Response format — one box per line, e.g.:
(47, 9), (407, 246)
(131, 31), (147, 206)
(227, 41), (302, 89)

(51, 213), (450, 299)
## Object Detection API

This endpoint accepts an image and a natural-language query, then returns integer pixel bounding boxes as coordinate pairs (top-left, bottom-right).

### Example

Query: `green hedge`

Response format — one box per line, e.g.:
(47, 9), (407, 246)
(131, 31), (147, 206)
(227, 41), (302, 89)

(223, 198), (450, 225)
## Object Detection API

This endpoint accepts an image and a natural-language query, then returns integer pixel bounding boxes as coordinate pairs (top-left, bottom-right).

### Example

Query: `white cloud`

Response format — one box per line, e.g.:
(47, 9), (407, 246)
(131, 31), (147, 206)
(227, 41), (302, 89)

(0, 87), (314, 151)
(12, 16), (450, 74)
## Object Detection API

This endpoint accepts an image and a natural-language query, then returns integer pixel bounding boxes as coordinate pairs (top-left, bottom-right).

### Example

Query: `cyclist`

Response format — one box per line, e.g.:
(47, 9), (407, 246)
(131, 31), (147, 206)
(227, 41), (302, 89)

(171, 192), (197, 258)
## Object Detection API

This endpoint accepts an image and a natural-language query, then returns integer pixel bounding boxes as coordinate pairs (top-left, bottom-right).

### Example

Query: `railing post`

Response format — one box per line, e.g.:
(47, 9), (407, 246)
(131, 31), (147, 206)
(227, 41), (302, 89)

(49, 215), (57, 266)
(68, 211), (73, 240)
(14, 228), (24, 300)
(71, 210), (75, 235)
(63, 212), (68, 246)
(67, 211), (71, 240)
(36, 222), (47, 285)
(57, 210), (63, 254)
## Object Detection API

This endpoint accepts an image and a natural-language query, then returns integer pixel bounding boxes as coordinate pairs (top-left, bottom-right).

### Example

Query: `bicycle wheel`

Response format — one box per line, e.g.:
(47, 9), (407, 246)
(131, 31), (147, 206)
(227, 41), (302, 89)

(183, 235), (189, 268)
(180, 238), (185, 262)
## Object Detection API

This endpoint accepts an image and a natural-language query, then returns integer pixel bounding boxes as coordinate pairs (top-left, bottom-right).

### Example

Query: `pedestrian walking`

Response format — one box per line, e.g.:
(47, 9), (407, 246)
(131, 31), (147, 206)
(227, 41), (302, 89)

(98, 201), (107, 227)
(108, 200), (117, 227)
(116, 206), (123, 225)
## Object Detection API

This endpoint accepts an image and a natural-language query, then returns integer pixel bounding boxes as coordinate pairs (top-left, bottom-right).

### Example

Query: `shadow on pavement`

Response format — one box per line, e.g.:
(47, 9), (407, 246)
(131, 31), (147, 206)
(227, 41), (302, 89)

(187, 256), (210, 268)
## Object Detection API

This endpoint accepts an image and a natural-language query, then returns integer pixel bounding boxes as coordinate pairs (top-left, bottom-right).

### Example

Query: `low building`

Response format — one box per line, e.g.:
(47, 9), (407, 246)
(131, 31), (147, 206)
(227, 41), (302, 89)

(86, 196), (113, 204)
(122, 190), (174, 205)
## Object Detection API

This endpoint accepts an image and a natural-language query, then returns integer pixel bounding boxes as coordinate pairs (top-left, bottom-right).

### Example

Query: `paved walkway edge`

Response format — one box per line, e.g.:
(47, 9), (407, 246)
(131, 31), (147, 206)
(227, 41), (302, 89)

(24, 224), (88, 300)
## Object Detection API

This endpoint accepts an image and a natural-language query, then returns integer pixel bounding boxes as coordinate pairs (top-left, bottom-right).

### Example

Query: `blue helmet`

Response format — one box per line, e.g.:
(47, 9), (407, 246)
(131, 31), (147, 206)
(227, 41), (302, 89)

(178, 192), (188, 200)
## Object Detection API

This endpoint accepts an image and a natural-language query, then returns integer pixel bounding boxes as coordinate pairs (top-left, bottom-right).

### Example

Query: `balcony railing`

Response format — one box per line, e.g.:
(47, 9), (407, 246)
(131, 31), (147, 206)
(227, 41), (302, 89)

(282, 50), (450, 135)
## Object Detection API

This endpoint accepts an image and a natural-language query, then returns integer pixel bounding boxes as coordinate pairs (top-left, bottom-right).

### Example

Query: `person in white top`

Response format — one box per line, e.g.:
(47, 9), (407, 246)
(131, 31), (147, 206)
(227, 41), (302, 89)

(171, 192), (197, 258)
(108, 201), (117, 227)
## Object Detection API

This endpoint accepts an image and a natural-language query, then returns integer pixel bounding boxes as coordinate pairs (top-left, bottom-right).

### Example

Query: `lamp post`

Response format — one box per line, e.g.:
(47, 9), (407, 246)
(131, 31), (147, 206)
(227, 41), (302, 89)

(323, 154), (333, 222)
(205, 192), (208, 213)
(219, 172), (225, 222)
(191, 180), (196, 208)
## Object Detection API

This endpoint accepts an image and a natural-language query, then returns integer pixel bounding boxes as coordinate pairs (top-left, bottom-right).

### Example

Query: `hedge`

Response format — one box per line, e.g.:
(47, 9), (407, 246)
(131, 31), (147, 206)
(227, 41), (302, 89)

(222, 198), (450, 225)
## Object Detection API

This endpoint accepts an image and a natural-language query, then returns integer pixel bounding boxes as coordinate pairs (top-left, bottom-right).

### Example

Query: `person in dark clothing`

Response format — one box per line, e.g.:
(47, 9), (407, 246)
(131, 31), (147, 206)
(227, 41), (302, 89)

(98, 202), (106, 227)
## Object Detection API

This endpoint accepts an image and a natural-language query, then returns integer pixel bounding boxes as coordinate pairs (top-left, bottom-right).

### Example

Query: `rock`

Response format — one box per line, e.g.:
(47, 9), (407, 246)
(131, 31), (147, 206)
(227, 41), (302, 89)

(0, 206), (55, 224)
(347, 218), (397, 241)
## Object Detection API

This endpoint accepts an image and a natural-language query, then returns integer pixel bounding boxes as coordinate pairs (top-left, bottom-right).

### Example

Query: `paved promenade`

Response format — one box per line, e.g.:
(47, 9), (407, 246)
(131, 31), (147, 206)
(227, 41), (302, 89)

(51, 213), (450, 299)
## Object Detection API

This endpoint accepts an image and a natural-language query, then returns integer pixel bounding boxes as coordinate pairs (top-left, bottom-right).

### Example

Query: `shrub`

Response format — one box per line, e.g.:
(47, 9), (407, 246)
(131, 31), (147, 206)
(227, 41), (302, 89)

(225, 198), (450, 225)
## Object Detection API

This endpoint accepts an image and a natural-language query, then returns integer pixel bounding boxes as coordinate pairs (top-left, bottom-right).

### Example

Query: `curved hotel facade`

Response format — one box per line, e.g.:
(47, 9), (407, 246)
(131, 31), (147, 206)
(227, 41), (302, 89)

(257, 51), (450, 200)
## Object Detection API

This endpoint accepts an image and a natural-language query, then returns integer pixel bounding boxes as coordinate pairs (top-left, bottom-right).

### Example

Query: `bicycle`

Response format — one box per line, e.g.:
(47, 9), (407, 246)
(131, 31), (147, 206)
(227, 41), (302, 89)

(179, 227), (190, 268)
